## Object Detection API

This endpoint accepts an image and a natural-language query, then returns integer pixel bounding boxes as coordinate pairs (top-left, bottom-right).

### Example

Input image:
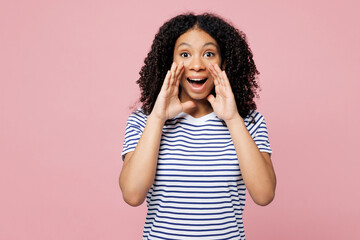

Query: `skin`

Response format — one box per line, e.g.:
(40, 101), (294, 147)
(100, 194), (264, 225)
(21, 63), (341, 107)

(119, 28), (276, 207)
(174, 28), (221, 117)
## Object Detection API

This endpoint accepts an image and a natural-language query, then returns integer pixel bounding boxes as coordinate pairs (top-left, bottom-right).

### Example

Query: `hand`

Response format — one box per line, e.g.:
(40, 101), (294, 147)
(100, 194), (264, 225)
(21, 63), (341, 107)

(207, 63), (240, 121)
(151, 62), (195, 121)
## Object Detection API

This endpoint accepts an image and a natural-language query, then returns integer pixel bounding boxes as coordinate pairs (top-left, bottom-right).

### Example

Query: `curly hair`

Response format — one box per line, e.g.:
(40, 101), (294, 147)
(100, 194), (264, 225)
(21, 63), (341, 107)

(136, 12), (260, 121)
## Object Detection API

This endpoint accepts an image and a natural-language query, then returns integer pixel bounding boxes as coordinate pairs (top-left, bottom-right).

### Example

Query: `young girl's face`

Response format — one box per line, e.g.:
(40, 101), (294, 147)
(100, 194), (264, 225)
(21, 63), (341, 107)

(173, 28), (222, 103)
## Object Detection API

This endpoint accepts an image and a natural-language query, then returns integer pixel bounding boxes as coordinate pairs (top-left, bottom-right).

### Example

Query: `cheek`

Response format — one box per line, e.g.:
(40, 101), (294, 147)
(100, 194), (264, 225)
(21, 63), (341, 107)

(182, 61), (190, 68)
(173, 55), (183, 65)
(181, 63), (190, 76)
(209, 56), (221, 65)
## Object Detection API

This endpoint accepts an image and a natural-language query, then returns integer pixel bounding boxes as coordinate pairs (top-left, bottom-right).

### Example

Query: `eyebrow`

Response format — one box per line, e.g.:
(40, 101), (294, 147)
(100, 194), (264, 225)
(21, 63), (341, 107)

(176, 42), (219, 50)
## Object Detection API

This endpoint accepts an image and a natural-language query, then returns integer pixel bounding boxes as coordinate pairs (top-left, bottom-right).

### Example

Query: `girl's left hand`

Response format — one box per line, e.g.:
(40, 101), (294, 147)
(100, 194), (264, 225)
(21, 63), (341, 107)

(207, 63), (240, 121)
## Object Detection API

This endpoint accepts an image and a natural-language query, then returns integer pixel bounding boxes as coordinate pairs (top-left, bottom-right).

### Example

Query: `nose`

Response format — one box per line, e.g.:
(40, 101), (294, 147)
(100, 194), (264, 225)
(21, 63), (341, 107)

(189, 55), (206, 71)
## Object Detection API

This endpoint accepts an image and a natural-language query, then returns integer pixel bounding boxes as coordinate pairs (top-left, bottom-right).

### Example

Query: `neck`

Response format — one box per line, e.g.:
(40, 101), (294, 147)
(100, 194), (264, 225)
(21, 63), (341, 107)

(182, 98), (213, 118)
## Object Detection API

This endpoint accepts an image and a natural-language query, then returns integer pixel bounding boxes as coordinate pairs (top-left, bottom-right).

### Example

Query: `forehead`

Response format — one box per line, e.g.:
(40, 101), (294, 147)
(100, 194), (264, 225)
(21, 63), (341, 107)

(174, 29), (219, 48)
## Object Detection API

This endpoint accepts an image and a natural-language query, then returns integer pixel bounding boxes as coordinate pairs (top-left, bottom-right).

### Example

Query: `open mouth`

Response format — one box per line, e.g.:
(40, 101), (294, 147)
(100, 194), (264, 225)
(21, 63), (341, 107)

(187, 78), (208, 87)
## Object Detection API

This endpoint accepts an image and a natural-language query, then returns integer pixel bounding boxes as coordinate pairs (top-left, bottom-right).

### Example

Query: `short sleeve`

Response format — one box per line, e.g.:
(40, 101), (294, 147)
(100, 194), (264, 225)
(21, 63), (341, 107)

(253, 116), (273, 158)
(121, 110), (148, 161)
(245, 110), (273, 158)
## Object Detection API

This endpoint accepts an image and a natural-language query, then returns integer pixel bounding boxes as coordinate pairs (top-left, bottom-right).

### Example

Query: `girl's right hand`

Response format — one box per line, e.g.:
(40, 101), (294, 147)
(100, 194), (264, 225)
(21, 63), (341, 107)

(150, 62), (195, 122)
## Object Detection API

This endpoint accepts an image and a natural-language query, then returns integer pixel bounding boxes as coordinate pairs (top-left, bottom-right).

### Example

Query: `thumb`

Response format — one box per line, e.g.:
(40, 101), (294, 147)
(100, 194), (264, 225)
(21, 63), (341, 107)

(207, 94), (215, 106)
(182, 101), (196, 112)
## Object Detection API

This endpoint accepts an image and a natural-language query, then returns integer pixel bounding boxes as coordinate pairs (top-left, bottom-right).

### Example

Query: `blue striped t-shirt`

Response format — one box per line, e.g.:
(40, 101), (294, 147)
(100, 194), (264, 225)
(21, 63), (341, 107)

(122, 109), (272, 240)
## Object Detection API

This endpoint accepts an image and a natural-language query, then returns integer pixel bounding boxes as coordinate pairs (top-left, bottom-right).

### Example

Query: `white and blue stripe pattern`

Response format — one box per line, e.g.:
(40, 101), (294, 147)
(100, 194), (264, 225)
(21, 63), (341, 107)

(122, 109), (272, 240)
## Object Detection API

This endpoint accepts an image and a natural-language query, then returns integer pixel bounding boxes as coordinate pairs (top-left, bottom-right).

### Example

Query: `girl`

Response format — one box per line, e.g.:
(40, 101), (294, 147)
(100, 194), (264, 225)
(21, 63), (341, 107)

(119, 12), (276, 240)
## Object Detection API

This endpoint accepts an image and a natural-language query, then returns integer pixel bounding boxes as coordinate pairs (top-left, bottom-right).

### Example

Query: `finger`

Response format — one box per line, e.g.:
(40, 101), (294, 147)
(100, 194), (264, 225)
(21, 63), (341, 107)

(174, 61), (184, 86)
(181, 100), (196, 112)
(210, 63), (222, 87)
(214, 79), (221, 96)
(169, 62), (177, 86)
(169, 62), (176, 86)
(208, 63), (220, 86)
(171, 61), (176, 70)
(209, 65), (222, 97)
(207, 94), (215, 106)
(161, 70), (171, 91)
(222, 70), (231, 89)
(209, 63), (226, 97)
(176, 64), (185, 87)
(214, 64), (225, 87)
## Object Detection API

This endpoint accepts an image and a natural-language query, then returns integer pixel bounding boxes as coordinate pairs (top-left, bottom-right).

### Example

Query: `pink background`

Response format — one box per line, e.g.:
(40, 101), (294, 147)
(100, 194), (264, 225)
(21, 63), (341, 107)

(1, 0), (359, 239)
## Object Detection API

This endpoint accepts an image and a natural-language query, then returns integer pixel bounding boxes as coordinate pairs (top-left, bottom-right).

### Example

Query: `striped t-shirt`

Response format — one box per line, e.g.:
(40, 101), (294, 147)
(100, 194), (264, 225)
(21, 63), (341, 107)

(122, 109), (272, 240)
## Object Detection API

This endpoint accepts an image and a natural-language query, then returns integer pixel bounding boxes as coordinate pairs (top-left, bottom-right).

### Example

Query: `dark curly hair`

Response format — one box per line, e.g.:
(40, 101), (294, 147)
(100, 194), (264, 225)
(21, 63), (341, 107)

(136, 12), (260, 121)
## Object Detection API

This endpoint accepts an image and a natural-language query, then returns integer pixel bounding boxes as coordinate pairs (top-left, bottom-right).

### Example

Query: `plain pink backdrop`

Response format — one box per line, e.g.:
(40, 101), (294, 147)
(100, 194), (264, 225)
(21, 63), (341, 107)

(1, 0), (359, 239)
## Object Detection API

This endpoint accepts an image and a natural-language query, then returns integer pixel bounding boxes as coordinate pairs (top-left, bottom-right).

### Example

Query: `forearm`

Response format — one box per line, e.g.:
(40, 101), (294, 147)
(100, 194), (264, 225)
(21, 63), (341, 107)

(119, 114), (165, 205)
(225, 114), (276, 206)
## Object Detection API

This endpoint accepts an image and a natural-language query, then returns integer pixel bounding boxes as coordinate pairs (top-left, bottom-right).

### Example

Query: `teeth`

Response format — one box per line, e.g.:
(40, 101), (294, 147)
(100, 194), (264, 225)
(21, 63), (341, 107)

(188, 78), (207, 81)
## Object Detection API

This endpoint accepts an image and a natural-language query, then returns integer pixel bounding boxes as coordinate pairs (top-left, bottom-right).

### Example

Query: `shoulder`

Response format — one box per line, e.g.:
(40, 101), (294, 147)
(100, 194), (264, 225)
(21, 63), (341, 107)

(243, 109), (268, 134)
(126, 108), (149, 128)
(243, 109), (265, 125)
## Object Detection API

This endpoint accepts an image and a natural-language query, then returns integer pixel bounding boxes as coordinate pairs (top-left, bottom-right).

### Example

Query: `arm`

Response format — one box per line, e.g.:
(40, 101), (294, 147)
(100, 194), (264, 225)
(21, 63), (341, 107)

(207, 63), (276, 206)
(225, 116), (276, 206)
(119, 115), (165, 206)
(119, 62), (195, 206)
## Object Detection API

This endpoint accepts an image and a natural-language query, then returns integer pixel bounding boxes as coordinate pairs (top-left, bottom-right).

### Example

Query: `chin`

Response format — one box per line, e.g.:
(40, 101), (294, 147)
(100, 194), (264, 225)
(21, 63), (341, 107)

(180, 90), (212, 102)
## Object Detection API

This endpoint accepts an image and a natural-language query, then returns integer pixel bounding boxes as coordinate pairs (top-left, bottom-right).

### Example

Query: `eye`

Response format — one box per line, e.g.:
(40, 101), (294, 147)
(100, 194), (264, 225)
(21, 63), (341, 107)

(180, 52), (190, 58)
(204, 52), (215, 57)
